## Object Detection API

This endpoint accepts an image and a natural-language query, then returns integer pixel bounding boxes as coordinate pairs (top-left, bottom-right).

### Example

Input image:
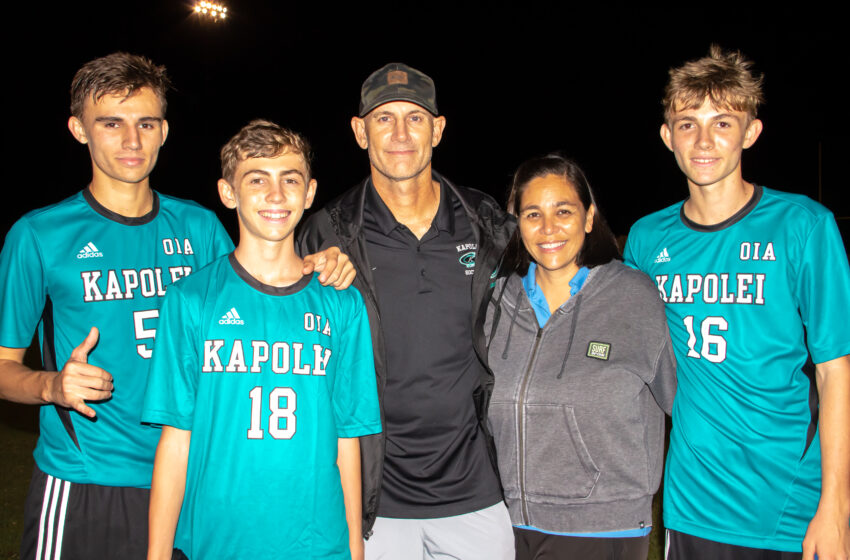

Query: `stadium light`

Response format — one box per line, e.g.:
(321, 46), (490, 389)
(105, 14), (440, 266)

(193, 1), (228, 20)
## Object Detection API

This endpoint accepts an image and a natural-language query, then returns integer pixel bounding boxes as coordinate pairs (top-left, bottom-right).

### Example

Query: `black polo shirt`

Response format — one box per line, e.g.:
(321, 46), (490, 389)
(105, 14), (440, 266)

(363, 178), (502, 518)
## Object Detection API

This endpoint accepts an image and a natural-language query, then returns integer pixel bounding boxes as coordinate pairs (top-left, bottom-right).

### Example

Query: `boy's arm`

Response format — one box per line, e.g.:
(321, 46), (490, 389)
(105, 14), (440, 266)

(803, 354), (850, 560)
(0, 327), (112, 417)
(338, 437), (364, 560)
(0, 221), (113, 413)
(148, 426), (191, 560)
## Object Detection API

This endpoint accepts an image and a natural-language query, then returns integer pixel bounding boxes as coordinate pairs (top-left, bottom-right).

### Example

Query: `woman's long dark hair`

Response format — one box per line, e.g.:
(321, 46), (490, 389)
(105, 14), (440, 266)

(503, 154), (620, 276)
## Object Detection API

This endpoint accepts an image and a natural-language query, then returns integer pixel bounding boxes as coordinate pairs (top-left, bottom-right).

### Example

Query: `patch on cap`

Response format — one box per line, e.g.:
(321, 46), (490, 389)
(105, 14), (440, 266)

(387, 70), (408, 85)
(358, 62), (438, 117)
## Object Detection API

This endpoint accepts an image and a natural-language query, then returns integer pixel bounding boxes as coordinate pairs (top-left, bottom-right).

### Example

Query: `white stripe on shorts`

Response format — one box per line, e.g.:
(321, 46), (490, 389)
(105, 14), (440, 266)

(35, 475), (71, 560)
(54, 480), (70, 559)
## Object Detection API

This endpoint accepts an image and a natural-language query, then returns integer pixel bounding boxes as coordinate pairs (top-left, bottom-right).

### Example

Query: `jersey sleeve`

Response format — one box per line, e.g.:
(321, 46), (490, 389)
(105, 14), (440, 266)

(795, 212), (850, 363)
(332, 289), (381, 438)
(208, 216), (235, 260)
(0, 218), (47, 348)
(622, 226), (642, 272)
(141, 285), (199, 430)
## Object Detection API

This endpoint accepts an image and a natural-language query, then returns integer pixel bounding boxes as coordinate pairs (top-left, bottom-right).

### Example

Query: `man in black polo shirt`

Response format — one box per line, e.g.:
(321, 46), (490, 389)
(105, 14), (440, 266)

(298, 63), (515, 559)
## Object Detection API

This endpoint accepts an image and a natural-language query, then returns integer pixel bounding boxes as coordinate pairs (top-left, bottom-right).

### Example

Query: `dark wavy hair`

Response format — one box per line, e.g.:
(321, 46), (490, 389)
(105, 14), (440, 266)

(503, 154), (620, 276)
(70, 52), (171, 118)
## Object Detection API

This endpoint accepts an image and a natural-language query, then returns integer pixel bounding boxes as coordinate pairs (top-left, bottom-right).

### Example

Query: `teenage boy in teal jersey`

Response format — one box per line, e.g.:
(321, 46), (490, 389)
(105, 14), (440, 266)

(0, 54), (353, 560)
(144, 120), (381, 560)
(624, 46), (850, 560)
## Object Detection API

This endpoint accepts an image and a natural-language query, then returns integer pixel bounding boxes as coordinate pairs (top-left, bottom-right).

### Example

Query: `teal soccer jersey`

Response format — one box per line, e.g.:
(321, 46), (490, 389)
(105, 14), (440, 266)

(0, 189), (233, 487)
(624, 185), (850, 551)
(142, 255), (382, 560)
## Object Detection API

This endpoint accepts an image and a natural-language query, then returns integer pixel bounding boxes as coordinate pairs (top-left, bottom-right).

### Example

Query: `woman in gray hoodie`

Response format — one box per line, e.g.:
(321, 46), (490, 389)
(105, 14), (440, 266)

(486, 154), (676, 560)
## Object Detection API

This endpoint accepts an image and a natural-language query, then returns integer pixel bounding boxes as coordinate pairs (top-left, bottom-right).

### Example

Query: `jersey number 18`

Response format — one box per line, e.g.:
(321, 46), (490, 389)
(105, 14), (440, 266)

(247, 386), (297, 440)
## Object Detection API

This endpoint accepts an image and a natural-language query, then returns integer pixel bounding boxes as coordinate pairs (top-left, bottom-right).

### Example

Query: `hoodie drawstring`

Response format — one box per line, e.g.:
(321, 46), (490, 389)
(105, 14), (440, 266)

(556, 294), (582, 379)
(488, 277), (510, 351)
(501, 294), (522, 360)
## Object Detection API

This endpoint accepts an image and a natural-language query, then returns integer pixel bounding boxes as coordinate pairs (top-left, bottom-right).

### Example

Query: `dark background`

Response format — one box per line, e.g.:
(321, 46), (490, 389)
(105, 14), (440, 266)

(2, 1), (847, 243)
(0, 3), (845, 555)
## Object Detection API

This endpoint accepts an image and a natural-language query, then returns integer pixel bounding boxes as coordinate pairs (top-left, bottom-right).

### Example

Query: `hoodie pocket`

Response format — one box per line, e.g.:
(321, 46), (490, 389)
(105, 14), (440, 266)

(523, 404), (600, 502)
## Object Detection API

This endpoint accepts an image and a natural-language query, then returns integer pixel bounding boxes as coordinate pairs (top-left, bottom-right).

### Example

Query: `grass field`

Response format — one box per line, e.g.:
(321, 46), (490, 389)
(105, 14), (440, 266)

(0, 402), (36, 560)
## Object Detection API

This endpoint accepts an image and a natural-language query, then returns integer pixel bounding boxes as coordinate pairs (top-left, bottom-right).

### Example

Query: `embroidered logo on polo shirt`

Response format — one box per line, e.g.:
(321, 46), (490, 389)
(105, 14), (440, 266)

(456, 243), (477, 276)
(459, 252), (476, 268)
(586, 341), (611, 360)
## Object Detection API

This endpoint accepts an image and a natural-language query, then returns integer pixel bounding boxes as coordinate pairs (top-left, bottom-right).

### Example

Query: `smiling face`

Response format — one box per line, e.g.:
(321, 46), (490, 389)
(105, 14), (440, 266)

(218, 151), (317, 246)
(518, 173), (594, 282)
(661, 98), (762, 191)
(351, 101), (446, 184)
(68, 87), (168, 190)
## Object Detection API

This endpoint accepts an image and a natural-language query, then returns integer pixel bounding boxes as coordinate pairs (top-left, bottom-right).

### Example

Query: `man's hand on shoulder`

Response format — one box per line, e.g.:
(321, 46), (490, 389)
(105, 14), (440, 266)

(47, 327), (113, 418)
(302, 247), (356, 290)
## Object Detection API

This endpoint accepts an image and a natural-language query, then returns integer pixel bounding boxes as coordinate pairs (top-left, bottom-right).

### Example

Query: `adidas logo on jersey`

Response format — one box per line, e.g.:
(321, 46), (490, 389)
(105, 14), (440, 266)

(654, 248), (671, 263)
(219, 307), (245, 325)
(77, 242), (103, 259)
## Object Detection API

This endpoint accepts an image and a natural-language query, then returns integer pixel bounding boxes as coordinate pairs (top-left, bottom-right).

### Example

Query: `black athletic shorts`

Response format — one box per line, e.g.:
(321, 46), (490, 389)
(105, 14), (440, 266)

(514, 526), (650, 560)
(665, 529), (803, 560)
(20, 464), (150, 560)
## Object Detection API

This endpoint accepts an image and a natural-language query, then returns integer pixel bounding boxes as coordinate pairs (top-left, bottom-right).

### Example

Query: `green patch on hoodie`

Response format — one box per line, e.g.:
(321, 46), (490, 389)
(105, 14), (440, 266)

(587, 341), (611, 360)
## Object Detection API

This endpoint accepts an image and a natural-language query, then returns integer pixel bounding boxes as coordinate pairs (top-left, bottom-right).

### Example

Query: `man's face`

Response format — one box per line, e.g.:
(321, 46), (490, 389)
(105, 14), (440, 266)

(68, 87), (169, 188)
(351, 101), (446, 183)
(660, 99), (762, 190)
(218, 152), (317, 245)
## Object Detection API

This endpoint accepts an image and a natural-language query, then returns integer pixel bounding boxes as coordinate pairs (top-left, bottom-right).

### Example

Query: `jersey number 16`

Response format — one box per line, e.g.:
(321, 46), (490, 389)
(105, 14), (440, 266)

(683, 315), (728, 363)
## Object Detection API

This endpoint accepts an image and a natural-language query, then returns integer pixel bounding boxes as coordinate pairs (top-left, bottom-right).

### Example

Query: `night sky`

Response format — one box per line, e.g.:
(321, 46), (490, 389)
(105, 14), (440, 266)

(4, 1), (846, 243)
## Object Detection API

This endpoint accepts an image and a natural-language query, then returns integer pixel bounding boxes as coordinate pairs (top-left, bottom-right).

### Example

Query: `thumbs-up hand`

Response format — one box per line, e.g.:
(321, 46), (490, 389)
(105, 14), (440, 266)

(48, 327), (114, 418)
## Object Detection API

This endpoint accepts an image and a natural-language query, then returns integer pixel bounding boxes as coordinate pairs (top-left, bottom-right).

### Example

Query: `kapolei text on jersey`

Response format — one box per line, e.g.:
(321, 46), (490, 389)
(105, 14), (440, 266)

(203, 312), (333, 376)
(653, 242), (774, 305)
(79, 238), (197, 302)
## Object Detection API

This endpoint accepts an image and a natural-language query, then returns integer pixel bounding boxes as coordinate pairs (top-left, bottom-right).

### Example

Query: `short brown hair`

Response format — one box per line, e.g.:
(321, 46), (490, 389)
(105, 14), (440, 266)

(70, 52), (171, 118)
(663, 44), (764, 122)
(220, 120), (313, 183)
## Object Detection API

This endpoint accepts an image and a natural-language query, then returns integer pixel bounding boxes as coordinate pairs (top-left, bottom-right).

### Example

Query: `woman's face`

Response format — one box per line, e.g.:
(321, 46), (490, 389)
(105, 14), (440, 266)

(517, 173), (594, 280)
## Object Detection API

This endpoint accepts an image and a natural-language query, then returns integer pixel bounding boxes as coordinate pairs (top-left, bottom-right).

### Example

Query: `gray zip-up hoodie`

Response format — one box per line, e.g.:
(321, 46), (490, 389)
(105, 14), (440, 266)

(485, 260), (676, 534)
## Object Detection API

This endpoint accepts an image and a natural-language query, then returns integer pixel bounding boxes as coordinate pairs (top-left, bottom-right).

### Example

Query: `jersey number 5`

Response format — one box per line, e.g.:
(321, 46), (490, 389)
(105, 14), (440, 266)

(683, 315), (728, 363)
(133, 309), (159, 359)
(247, 386), (297, 440)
